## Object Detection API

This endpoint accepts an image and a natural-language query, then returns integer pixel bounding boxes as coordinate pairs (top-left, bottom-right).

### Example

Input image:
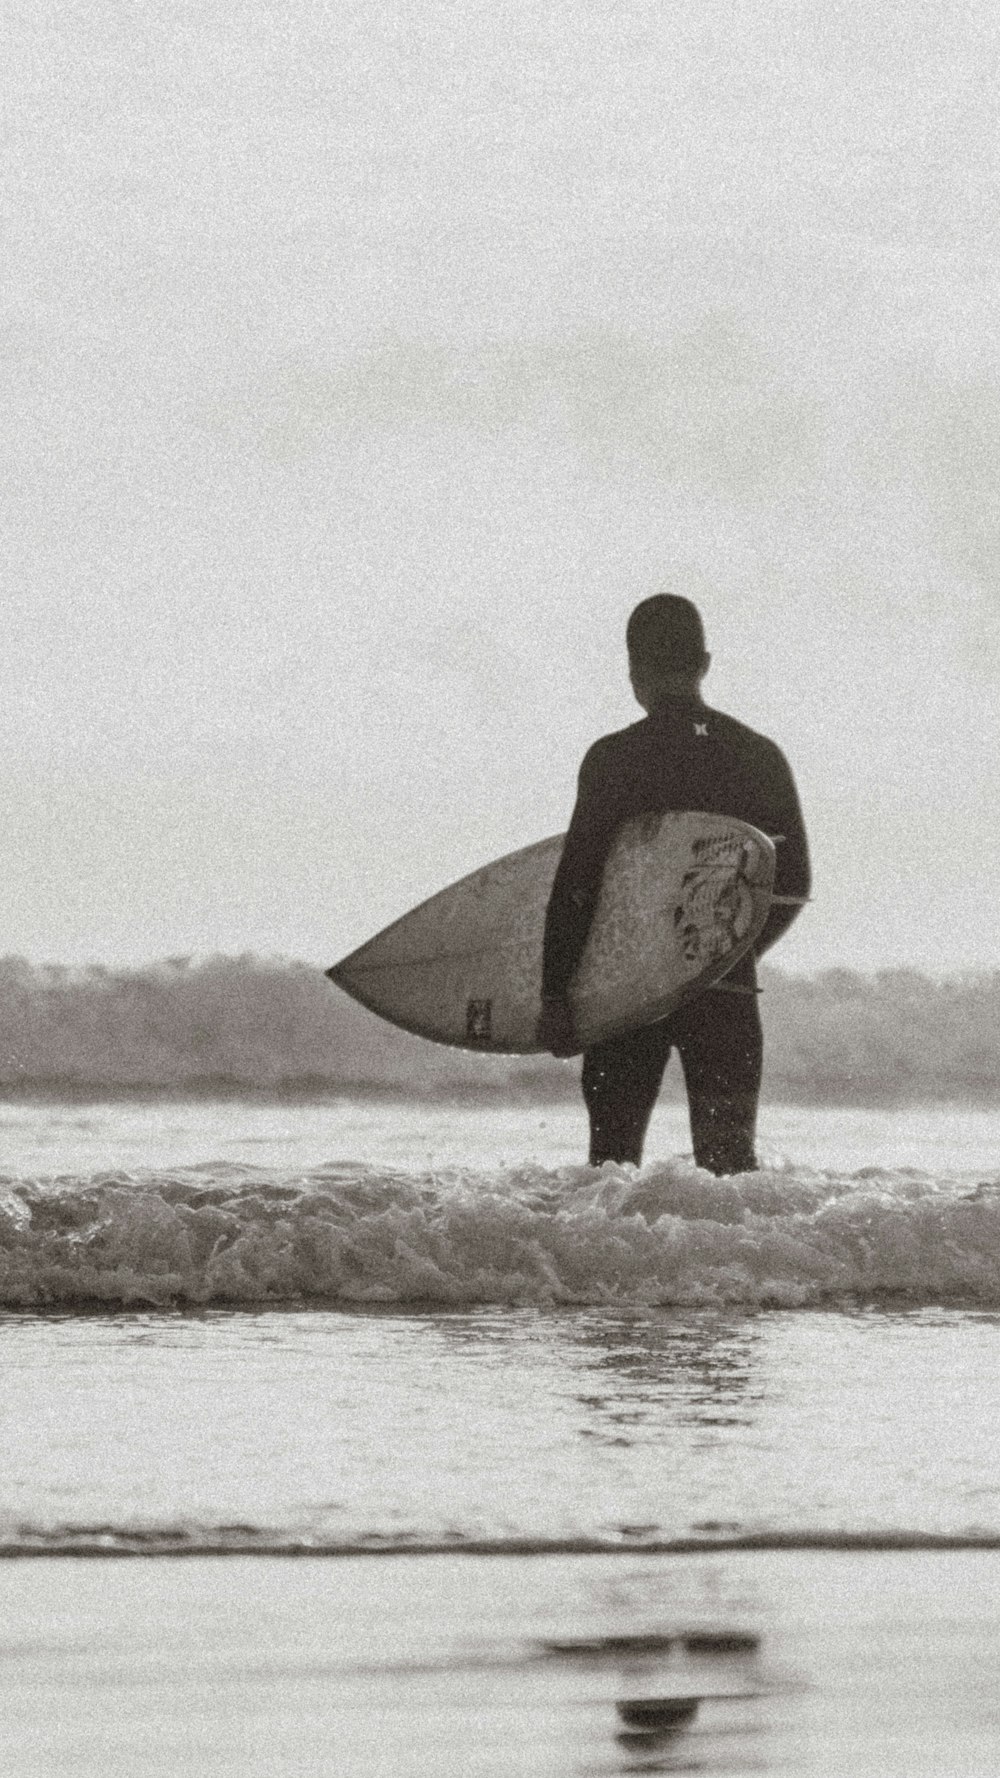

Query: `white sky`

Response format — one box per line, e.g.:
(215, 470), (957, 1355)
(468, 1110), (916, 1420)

(5, 0), (1000, 973)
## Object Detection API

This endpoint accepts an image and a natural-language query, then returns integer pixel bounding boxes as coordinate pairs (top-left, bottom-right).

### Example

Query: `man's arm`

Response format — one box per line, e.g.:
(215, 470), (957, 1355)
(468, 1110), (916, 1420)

(538, 745), (618, 1049)
(755, 744), (810, 958)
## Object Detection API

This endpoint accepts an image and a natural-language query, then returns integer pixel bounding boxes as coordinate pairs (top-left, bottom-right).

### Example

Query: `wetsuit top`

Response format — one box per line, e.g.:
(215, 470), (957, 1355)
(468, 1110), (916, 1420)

(541, 694), (811, 1001)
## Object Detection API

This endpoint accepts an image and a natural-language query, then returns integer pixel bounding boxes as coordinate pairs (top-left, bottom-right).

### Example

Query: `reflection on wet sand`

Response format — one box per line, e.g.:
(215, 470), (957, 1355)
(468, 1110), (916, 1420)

(538, 1621), (769, 1774)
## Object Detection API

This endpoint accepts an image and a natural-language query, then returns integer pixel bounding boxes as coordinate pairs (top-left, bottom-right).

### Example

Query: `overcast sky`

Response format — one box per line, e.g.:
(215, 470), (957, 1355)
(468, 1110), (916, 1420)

(5, 0), (1000, 973)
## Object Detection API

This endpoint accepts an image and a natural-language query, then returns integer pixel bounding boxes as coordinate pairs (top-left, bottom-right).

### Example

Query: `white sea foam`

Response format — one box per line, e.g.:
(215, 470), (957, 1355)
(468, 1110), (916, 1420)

(2, 1159), (999, 1309)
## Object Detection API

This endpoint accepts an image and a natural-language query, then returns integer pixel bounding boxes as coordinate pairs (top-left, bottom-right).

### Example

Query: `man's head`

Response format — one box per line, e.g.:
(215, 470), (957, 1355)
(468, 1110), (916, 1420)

(626, 594), (710, 710)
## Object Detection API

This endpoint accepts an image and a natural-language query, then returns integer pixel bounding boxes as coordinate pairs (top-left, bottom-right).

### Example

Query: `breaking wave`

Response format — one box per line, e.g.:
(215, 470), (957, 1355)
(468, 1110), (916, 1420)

(3, 1158), (1000, 1310)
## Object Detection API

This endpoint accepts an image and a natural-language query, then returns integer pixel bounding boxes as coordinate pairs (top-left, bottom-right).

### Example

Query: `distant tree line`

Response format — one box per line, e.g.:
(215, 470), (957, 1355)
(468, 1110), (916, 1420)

(0, 954), (997, 1104)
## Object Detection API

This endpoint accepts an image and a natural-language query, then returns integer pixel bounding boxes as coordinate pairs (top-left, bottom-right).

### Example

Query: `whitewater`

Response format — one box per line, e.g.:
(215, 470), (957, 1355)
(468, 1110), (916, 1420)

(5, 1153), (1000, 1311)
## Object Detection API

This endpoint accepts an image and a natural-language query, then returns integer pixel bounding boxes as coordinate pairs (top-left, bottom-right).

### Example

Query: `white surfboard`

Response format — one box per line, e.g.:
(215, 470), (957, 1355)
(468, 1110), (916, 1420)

(327, 811), (776, 1055)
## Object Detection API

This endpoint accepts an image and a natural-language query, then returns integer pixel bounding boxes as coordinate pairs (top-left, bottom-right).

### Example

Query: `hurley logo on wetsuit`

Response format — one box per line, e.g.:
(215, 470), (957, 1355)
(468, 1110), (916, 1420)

(694, 722), (709, 736)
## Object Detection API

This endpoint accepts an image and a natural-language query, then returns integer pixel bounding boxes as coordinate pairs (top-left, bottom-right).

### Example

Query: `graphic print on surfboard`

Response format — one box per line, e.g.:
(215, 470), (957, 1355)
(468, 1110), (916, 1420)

(327, 812), (776, 1055)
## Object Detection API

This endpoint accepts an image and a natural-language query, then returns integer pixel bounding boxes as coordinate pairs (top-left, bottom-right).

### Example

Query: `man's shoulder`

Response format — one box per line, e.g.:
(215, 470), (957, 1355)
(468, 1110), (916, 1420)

(702, 704), (787, 761)
(579, 704), (794, 784)
(585, 705), (786, 754)
(579, 717), (649, 774)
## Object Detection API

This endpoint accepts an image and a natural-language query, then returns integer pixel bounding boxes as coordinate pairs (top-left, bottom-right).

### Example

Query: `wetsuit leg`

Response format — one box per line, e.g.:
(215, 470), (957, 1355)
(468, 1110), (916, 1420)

(672, 992), (763, 1176)
(581, 1023), (674, 1166)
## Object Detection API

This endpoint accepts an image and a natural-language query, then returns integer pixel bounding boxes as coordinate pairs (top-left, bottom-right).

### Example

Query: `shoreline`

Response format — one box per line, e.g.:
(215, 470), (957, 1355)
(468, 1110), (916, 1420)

(4, 1527), (1000, 1559)
(0, 1079), (998, 1110)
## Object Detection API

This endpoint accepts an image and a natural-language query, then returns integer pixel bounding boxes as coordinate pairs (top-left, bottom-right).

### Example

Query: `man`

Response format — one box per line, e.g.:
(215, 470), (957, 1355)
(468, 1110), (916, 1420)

(536, 593), (809, 1175)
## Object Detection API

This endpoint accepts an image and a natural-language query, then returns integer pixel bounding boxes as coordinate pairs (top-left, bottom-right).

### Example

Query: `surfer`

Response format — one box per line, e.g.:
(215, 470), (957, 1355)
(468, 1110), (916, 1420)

(536, 594), (810, 1174)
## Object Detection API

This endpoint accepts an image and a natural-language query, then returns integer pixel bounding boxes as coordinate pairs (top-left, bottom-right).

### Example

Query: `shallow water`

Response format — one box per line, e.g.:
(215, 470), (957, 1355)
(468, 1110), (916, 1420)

(5, 1304), (1000, 1550)
(2, 1094), (999, 1174)
(4, 1097), (1000, 1771)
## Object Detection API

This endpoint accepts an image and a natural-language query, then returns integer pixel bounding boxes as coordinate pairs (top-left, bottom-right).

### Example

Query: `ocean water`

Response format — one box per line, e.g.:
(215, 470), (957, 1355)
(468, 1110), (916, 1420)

(4, 1095), (1000, 1774)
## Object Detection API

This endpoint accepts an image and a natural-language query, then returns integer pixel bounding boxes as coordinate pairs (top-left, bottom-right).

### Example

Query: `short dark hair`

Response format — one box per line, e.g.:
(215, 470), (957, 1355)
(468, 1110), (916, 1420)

(627, 594), (707, 675)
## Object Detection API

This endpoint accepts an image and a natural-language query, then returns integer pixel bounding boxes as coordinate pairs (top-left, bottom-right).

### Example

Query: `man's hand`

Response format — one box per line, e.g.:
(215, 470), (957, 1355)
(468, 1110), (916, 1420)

(535, 995), (579, 1058)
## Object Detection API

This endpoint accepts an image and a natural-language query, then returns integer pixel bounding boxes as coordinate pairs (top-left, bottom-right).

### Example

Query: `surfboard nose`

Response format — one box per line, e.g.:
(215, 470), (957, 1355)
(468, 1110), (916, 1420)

(326, 955), (368, 996)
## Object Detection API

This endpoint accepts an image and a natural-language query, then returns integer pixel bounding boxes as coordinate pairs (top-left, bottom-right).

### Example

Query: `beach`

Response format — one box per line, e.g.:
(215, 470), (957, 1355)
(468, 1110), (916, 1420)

(10, 0), (1000, 1763)
(3, 1097), (1000, 1771)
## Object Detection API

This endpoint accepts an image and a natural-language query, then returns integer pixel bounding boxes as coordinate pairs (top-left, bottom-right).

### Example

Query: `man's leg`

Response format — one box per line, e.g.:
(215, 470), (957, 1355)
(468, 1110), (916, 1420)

(581, 1023), (674, 1166)
(673, 992), (763, 1175)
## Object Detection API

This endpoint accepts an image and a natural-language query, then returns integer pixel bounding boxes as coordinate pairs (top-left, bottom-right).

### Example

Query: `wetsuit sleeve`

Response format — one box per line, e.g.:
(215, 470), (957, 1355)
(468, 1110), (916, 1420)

(541, 745), (618, 999)
(755, 745), (810, 958)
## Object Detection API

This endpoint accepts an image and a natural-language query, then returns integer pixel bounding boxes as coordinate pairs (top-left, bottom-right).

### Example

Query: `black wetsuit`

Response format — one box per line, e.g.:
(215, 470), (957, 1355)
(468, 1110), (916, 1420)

(542, 695), (810, 1174)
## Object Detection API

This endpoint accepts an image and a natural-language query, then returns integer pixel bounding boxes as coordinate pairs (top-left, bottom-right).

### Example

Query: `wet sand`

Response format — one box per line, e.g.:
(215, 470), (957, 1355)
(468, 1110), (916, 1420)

(2, 1548), (999, 1776)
